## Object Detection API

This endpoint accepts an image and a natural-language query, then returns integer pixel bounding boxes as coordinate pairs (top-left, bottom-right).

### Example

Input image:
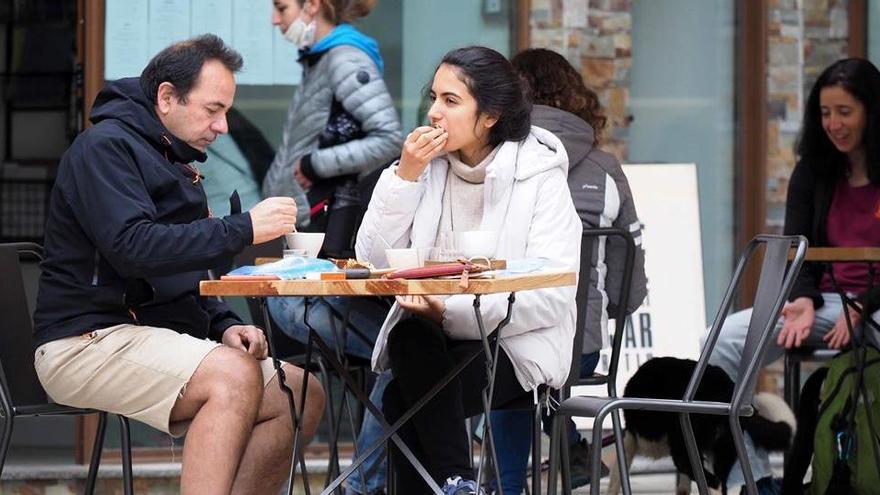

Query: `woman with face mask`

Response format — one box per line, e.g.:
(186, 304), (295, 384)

(265, 3), (402, 495)
(265, 0), (402, 242)
(355, 46), (582, 494)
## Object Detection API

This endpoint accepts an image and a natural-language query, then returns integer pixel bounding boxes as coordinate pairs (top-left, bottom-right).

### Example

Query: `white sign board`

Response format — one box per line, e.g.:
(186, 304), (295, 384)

(574, 163), (707, 428)
(105, 0), (302, 85)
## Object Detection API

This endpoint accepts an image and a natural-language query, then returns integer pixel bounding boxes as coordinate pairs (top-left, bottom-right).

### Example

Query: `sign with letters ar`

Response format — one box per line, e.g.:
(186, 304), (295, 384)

(573, 163), (707, 429)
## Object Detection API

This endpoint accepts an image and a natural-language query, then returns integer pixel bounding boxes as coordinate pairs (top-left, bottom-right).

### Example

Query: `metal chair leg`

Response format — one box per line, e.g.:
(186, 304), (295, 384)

(0, 413), (13, 479)
(118, 415), (133, 495)
(783, 354), (798, 409)
(386, 437), (396, 495)
(589, 415), (605, 495)
(532, 404), (542, 495)
(317, 357), (341, 489)
(547, 414), (562, 495)
(560, 417), (573, 495)
(730, 415), (758, 495)
(560, 442), (573, 494)
(84, 412), (108, 494)
(609, 409), (631, 495)
(680, 412), (709, 495)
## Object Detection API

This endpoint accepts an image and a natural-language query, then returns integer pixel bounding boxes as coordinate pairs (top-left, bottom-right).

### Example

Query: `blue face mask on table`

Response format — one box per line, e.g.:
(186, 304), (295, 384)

(227, 257), (338, 280)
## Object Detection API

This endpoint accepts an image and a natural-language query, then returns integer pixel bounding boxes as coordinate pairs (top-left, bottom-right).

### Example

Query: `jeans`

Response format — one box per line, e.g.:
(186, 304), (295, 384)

(268, 296), (388, 361)
(490, 352), (600, 494)
(345, 370), (393, 495)
(704, 292), (880, 489)
(268, 295), (391, 494)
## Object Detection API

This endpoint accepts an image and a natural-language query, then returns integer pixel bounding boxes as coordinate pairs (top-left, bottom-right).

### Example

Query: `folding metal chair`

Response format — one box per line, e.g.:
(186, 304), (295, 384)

(475, 227), (636, 495)
(547, 234), (808, 495)
(0, 242), (133, 494)
(553, 228), (637, 495)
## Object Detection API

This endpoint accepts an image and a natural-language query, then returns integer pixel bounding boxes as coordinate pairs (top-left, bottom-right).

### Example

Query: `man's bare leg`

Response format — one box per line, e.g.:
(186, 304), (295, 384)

(231, 363), (326, 494)
(169, 346), (265, 495)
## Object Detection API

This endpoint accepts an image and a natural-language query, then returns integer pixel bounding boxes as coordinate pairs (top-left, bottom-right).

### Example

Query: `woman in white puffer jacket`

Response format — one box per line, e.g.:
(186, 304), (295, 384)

(355, 46), (582, 495)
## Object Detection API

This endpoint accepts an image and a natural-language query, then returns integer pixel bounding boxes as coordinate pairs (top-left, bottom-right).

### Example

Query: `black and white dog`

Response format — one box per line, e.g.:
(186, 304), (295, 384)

(607, 357), (796, 495)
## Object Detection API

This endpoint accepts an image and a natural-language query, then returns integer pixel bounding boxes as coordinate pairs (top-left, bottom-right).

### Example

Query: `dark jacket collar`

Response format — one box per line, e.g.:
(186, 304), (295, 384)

(89, 77), (207, 164)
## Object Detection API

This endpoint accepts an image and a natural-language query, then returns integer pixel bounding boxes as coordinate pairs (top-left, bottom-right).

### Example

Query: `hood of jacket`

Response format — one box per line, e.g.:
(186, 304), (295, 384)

(530, 104), (595, 174)
(302, 23), (384, 72)
(485, 124), (569, 183)
(90, 77), (208, 164)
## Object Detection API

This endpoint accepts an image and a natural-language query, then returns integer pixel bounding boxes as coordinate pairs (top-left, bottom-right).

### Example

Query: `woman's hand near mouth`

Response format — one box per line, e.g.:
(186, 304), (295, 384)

(397, 125), (448, 181)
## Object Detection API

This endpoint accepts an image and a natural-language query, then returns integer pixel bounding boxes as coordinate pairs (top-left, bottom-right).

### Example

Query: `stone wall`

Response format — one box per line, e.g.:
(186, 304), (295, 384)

(765, 0), (849, 230)
(527, 0), (632, 161)
(527, 0), (850, 225)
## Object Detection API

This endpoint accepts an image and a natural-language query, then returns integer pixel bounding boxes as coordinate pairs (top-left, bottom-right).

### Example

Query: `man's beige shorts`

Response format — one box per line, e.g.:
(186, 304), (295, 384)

(34, 324), (277, 437)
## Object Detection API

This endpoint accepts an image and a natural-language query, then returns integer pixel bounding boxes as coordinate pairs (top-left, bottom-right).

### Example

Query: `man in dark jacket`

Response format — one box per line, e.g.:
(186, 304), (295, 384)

(32, 35), (324, 494)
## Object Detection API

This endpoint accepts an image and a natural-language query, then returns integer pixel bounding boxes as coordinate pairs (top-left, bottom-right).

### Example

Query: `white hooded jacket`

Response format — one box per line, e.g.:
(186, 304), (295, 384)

(355, 126), (582, 392)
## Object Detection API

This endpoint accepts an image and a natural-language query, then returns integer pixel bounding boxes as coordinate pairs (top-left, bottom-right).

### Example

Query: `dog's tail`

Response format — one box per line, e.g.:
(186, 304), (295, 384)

(741, 392), (797, 452)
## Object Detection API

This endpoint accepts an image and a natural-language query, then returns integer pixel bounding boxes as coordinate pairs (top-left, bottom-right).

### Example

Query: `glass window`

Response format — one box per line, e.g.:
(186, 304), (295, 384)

(629, 0), (735, 316)
(869, 0), (880, 65)
(235, 0), (513, 149)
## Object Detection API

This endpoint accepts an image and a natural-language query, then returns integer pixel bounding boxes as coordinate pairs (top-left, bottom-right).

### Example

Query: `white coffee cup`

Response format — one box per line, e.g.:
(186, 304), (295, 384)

(385, 248), (422, 269)
(284, 232), (325, 258)
(455, 230), (498, 259)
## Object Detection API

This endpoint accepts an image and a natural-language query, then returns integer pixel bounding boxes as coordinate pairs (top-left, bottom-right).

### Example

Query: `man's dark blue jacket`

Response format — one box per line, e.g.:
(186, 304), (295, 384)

(33, 78), (254, 347)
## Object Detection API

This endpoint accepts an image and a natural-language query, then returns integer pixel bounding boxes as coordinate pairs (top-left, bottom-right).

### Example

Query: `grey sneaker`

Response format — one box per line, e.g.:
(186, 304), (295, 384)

(568, 439), (610, 488)
(442, 475), (484, 495)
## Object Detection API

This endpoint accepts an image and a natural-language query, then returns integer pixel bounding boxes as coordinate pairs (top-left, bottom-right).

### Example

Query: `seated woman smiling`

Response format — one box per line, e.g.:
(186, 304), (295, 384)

(355, 46), (582, 494)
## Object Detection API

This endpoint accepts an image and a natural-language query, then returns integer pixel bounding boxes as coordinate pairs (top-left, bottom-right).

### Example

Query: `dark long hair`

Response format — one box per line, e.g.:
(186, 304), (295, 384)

(438, 46), (531, 147)
(511, 48), (607, 143)
(797, 58), (880, 184)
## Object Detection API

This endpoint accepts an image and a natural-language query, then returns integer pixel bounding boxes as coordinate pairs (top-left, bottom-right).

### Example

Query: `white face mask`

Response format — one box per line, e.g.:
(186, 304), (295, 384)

(282, 15), (317, 49)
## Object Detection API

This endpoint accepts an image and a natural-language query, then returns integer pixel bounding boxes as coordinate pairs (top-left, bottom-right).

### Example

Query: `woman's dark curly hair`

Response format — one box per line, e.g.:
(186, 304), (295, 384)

(797, 58), (880, 184)
(511, 48), (607, 142)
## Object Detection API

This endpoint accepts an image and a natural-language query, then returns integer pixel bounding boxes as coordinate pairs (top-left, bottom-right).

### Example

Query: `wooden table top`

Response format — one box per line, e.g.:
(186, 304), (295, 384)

(790, 247), (880, 262)
(200, 271), (577, 297)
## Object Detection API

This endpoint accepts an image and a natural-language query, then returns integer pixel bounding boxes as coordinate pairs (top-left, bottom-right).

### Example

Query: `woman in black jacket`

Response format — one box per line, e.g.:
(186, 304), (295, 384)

(709, 58), (880, 493)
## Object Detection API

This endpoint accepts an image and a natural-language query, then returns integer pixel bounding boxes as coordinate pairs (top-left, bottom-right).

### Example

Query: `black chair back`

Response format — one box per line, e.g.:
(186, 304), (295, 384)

(566, 228), (636, 393)
(686, 235), (807, 410)
(0, 243), (49, 409)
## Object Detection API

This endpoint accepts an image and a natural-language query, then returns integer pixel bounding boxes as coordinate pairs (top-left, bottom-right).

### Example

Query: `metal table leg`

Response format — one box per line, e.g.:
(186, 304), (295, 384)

(259, 297), (312, 495)
(316, 297), (369, 495)
(320, 292), (517, 495)
(474, 293), (515, 494)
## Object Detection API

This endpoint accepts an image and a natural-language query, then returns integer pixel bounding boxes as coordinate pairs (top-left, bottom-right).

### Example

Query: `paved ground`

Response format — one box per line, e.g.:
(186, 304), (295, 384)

(2, 445), (785, 494)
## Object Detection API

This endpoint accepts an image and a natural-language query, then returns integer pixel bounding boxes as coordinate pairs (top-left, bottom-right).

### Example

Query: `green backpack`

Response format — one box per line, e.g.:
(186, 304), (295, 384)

(810, 346), (880, 495)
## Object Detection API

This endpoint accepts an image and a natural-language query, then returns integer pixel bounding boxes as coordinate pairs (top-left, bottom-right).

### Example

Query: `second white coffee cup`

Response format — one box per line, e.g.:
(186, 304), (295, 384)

(385, 248), (422, 269)
(284, 232), (325, 258)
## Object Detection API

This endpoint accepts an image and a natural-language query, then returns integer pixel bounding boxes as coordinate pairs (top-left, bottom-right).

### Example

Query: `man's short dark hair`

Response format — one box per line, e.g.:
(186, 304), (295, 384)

(140, 34), (243, 105)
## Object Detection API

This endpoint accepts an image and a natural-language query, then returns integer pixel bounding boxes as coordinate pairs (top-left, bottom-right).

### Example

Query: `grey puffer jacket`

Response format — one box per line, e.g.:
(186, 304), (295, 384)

(262, 45), (402, 225)
(532, 105), (647, 355)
